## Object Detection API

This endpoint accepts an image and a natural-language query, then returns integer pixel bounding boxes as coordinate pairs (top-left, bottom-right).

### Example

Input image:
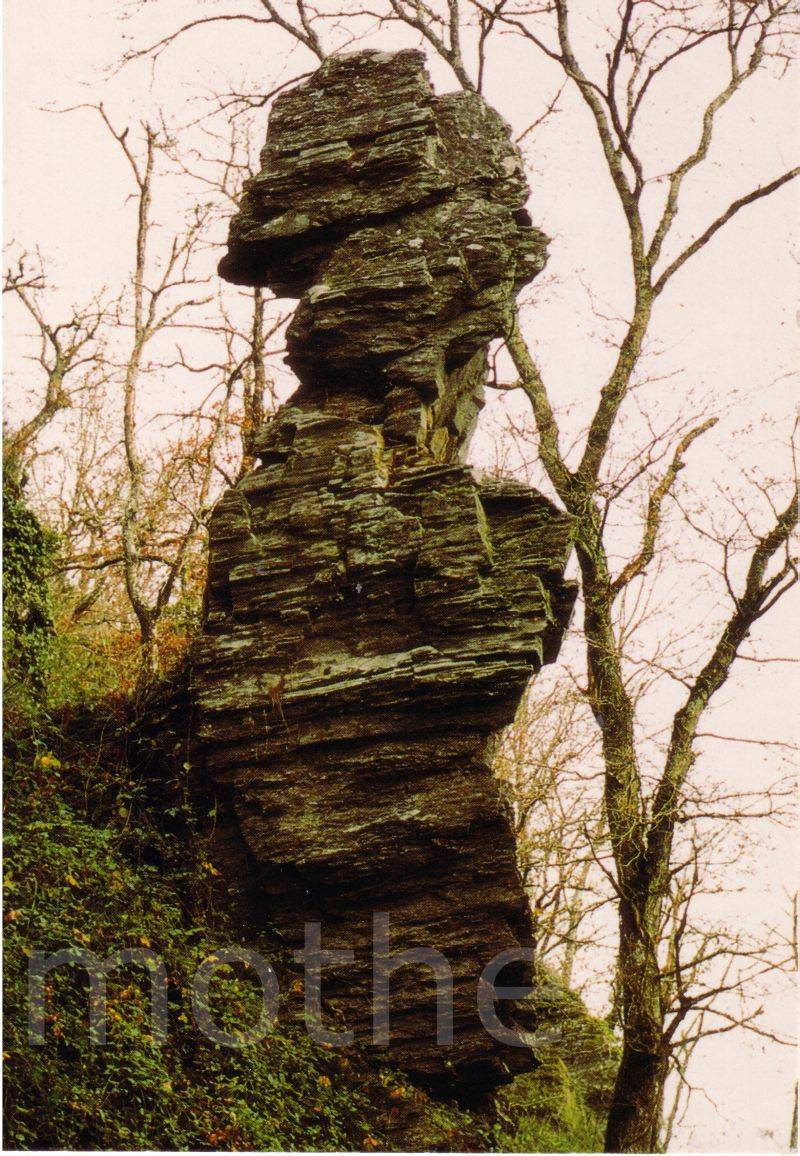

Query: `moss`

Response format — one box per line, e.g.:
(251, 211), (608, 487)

(493, 969), (618, 1153)
(473, 494), (496, 565)
(527, 966), (619, 1117)
(494, 1060), (604, 1153)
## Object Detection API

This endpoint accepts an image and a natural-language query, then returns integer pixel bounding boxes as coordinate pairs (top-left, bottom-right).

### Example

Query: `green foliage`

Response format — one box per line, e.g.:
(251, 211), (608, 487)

(493, 1060), (605, 1153)
(493, 968), (618, 1153)
(2, 711), (614, 1151)
(1, 723), (486, 1152)
(2, 530), (612, 1150)
(42, 621), (146, 714)
(2, 466), (58, 710)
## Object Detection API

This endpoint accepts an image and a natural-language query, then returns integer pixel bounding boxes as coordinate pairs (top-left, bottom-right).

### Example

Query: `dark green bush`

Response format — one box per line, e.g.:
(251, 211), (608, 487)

(2, 465), (58, 712)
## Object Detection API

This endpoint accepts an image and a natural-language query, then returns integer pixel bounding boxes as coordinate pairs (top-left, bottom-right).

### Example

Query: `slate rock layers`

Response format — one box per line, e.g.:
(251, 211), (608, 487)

(196, 48), (576, 1098)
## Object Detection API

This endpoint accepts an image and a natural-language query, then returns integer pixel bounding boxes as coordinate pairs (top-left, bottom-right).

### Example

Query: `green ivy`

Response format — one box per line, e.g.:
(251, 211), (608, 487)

(2, 472), (610, 1150)
(2, 465), (58, 702)
(2, 725), (490, 1152)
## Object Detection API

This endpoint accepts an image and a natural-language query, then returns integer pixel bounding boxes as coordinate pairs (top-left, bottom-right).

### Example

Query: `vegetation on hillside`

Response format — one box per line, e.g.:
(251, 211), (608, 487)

(2, 478), (613, 1152)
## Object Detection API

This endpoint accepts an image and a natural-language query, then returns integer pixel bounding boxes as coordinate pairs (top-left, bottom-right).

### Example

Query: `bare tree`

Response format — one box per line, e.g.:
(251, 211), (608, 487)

(6, 106), (293, 695)
(120, 0), (800, 1143)
(420, 4), (797, 1146)
(166, 117), (289, 475)
(495, 680), (613, 992)
(37, 105), (241, 690)
(3, 253), (108, 472)
(497, 643), (796, 1151)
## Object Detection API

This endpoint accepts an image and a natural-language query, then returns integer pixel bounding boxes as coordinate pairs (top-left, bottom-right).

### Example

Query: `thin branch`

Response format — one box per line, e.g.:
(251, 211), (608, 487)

(654, 167), (800, 294)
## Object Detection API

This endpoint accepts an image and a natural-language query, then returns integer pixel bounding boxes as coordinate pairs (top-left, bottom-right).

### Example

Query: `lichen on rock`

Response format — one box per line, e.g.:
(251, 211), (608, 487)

(219, 48), (548, 443)
(193, 48), (577, 1099)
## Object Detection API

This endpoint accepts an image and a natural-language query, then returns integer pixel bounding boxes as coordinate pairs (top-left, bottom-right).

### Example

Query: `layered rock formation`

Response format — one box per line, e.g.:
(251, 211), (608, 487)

(194, 49), (576, 1098)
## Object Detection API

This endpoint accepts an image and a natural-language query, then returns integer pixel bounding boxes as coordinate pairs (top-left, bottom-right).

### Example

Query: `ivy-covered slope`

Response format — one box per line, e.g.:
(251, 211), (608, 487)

(2, 485), (614, 1152)
(3, 722), (485, 1151)
(3, 718), (613, 1152)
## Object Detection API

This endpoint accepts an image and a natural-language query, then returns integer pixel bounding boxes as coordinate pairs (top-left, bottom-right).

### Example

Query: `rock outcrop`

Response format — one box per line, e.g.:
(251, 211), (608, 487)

(193, 48), (576, 1099)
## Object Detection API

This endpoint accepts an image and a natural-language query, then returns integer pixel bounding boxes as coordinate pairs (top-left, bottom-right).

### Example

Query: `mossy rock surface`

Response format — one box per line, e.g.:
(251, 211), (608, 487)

(493, 968), (618, 1152)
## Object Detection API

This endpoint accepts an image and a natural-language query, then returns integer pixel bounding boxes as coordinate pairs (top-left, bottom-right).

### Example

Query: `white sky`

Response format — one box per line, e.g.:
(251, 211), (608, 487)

(4, 1), (799, 1150)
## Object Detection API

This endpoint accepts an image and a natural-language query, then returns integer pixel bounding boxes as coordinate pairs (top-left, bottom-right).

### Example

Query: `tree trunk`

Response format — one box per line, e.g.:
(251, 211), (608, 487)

(605, 1035), (668, 1152)
(134, 622), (159, 700)
(605, 905), (668, 1152)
